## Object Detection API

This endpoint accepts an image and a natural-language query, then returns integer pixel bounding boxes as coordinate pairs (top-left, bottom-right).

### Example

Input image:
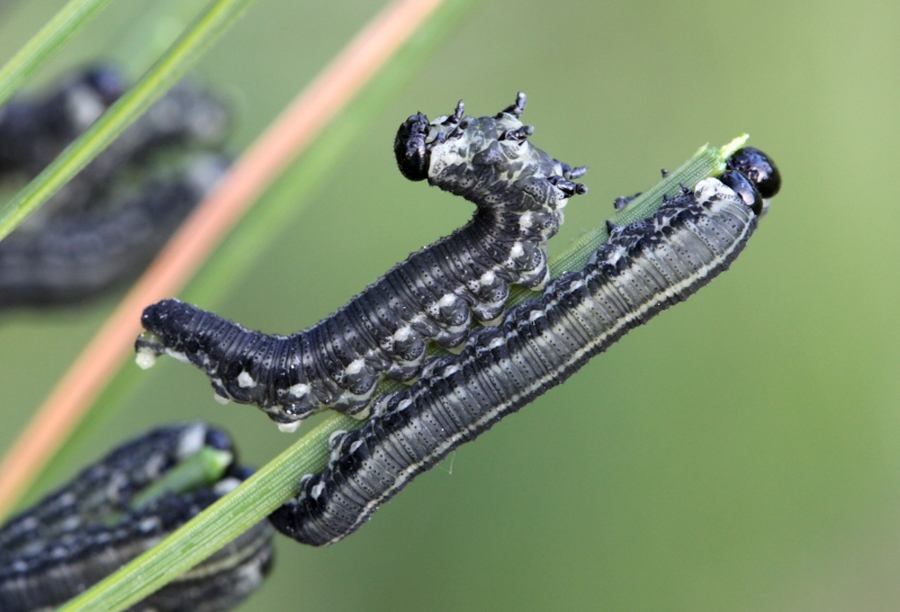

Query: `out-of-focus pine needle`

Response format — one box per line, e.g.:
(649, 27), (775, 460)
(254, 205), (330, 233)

(0, 0), (447, 519)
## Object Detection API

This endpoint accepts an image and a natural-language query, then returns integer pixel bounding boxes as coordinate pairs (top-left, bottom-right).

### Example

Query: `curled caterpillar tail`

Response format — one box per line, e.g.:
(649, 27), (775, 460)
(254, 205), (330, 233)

(137, 94), (587, 427)
(269, 148), (781, 546)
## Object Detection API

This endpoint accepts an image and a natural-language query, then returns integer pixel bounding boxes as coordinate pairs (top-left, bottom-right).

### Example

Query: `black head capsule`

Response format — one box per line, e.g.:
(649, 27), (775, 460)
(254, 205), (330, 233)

(727, 147), (781, 199)
(718, 169), (764, 216)
(394, 112), (431, 182)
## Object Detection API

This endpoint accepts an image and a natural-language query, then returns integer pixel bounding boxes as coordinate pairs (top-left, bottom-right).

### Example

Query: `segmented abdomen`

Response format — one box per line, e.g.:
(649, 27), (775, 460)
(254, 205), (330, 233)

(136, 94), (587, 426)
(269, 167), (772, 546)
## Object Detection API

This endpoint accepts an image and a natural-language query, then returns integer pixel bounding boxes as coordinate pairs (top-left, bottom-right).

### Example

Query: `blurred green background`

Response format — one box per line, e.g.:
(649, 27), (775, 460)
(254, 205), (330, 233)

(1, 0), (899, 610)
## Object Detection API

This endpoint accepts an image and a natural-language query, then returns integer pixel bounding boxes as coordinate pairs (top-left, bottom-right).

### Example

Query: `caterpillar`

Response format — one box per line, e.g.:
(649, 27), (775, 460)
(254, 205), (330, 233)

(136, 93), (588, 429)
(0, 64), (231, 308)
(0, 154), (228, 307)
(268, 147), (782, 546)
(0, 422), (273, 611)
(0, 64), (229, 211)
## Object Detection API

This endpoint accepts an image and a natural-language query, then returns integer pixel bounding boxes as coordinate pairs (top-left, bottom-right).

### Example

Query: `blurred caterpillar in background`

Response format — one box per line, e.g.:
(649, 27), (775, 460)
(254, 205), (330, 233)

(268, 148), (782, 546)
(0, 422), (274, 611)
(0, 64), (231, 308)
(136, 93), (588, 429)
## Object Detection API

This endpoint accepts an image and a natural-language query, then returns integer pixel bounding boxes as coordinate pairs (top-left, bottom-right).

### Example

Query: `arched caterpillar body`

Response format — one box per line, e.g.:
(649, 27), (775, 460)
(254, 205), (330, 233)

(0, 423), (273, 611)
(136, 94), (587, 427)
(268, 148), (782, 546)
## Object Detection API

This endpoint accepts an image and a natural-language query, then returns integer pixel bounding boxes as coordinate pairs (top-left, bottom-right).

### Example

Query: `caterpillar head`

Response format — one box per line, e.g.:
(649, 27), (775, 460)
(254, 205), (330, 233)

(393, 94), (585, 217)
(394, 112), (432, 182)
(394, 99), (465, 182)
(719, 147), (781, 216)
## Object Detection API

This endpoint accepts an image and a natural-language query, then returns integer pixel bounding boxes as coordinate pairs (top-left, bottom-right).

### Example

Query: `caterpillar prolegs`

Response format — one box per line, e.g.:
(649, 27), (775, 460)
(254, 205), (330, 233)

(136, 94), (587, 428)
(0, 423), (273, 611)
(268, 148), (782, 546)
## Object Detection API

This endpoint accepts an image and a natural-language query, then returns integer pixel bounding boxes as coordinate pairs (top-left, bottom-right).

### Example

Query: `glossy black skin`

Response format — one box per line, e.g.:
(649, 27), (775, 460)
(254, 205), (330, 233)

(727, 147), (781, 199)
(719, 169), (763, 216)
(394, 112), (431, 181)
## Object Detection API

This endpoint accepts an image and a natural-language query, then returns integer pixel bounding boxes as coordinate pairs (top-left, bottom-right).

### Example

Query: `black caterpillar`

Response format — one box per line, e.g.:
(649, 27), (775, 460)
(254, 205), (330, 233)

(268, 148), (782, 546)
(0, 422), (273, 611)
(0, 155), (228, 307)
(0, 64), (231, 308)
(136, 93), (587, 429)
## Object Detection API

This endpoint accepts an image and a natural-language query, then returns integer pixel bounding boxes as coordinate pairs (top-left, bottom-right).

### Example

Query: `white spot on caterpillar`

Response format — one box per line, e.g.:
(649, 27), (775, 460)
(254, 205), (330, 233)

(69, 87), (107, 129)
(165, 349), (189, 363)
(237, 371), (255, 388)
(176, 423), (206, 459)
(289, 383), (310, 398)
(59, 515), (81, 532)
(351, 406), (370, 420)
(278, 421), (301, 434)
(510, 242), (525, 258)
(480, 270), (496, 286)
(213, 477), (242, 495)
(311, 481), (325, 500)
(438, 294), (456, 308)
(393, 326), (412, 342)
(137, 517), (162, 533)
(694, 177), (725, 203)
(346, 358), (365, 376)
(135, 348), (157, 370)
(213, 393), (230, 405)
(519, 212), (534, 229)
